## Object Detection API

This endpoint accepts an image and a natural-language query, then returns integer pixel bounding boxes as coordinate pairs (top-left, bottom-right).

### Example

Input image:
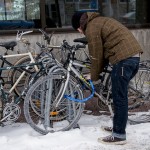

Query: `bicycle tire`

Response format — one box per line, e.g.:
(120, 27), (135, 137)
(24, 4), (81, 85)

(104, 66), (150, 123)
(8, 56), (37, 96)
(97, 70), (113, 112)
(127, 66), (150, 123)
(24, 74), (84, 135)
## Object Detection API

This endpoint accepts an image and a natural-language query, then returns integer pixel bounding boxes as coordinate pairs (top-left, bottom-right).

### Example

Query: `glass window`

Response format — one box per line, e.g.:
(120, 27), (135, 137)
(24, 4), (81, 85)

(0, 0), (6, 20)
(0, 0), (25, 20)
(0, 0), (40, 30)
(0, 0), (40, 20)
(0, 0), (149, 30)
(26, 0), (40, 20)
(102, 0), (107, 3)
(120, 0), (127, 2)
(65, 0), (74, 2)
(77, 0), (98, 10)
(45, 0), (149, 27)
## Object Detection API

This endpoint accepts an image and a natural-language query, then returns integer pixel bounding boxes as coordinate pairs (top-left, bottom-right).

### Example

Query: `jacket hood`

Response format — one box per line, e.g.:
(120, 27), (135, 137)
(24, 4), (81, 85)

(80, 12), (100, 33)
(87, 12), (100, 23)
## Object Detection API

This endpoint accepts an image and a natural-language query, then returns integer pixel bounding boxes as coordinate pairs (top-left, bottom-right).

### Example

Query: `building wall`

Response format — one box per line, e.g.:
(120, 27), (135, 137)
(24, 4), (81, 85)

(0, 29), (149, 62)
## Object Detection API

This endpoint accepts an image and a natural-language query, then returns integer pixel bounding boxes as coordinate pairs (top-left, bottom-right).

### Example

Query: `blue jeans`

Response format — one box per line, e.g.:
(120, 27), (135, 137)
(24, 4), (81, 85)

(111, 57), (140, 139)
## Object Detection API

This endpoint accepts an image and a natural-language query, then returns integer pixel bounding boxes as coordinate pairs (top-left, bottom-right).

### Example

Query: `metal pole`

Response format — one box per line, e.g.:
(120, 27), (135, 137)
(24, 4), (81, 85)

(127, 0), (129, 13)
(98, 0), (103, 15)
(24, 0), (27, 20)
(4, 0), (7, 20)
(40, 0), (46, 29)
(55, 0), (62, 27)
(116, 0), (119, 20)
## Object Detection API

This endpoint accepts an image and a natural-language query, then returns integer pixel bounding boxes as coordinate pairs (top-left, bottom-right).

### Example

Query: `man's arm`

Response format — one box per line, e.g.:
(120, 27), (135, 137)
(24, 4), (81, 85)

(86, 29), (104, 81)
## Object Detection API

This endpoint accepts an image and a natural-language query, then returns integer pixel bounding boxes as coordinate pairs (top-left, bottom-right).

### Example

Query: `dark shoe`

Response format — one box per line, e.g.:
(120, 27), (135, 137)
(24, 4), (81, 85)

(98, 135), (126, 145)
(101, 126), (113, 132)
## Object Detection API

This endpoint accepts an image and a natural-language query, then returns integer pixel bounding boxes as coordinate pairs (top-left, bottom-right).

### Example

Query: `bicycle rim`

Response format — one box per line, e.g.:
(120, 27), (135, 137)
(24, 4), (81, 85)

(128, 67), (150, 123)
(24, 74), (84, 134)
(104, 68), (150, 123)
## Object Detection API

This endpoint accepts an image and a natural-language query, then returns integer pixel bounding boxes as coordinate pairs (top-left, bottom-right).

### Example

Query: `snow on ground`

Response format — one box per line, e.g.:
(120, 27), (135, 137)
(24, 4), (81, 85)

(0, 114), (150, 150)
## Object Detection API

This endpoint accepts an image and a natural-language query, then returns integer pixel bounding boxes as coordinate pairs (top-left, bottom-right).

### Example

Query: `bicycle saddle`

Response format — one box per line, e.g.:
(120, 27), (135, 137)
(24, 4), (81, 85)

(73, 37), (88, 45)
(0, 41), (17, 50)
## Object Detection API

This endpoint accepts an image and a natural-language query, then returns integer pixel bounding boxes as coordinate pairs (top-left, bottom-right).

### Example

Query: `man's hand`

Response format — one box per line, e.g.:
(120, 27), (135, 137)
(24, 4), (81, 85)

(83, 73), (91, 80)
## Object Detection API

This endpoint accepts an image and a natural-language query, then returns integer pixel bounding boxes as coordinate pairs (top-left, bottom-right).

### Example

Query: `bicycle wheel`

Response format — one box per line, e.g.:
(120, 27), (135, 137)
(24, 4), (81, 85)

(96, 70), (113, 112)
(128, 66), (150, 123)
(104, 66), (150, 123)
(8, 56), (37, 96)
(24, 74), (84, 135)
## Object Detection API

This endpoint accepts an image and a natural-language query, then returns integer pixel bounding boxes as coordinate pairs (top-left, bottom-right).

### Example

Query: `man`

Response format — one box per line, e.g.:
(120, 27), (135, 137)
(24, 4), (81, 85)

(72, 11), (143, 145)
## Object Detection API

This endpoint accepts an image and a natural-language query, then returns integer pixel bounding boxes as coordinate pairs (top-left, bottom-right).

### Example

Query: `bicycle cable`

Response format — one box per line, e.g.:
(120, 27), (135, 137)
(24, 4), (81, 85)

(64, 80), (95, 102)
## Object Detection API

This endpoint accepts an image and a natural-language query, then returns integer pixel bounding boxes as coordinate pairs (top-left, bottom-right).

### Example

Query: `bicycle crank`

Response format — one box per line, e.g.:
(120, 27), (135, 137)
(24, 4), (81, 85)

(2, 103), (21, 123)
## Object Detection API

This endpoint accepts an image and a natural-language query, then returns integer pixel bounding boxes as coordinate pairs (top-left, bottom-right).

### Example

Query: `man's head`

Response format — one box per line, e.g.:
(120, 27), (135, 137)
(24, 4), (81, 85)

(71, 11), (84, 31)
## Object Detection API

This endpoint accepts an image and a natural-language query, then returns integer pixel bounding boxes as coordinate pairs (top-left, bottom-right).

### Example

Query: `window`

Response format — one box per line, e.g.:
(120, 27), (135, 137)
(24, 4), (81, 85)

(65, 0), (74, 2)
(74, 0), (98, 11)
(0, 0), (25, 20)
(120, 0), (127, 2)
(26, 0), (40, 20)
(0, 0), (40, 20)
(0, 0), (40, 30)
(102, 0), (107, 3)
(0, 0), (149, 30)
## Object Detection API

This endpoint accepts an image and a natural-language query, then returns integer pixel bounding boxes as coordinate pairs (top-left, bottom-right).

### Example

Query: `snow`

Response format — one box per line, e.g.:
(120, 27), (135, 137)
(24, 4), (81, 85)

(0, 114), (150, 150)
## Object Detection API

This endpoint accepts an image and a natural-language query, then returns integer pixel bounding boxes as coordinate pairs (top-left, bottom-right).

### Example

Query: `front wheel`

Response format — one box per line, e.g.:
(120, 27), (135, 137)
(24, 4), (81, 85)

(127, 66), (150, 123)
(24, 73), (84, 135)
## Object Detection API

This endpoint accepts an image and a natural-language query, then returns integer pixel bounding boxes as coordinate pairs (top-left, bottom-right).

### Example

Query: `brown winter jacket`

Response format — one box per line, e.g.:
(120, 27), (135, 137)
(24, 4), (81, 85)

(81, 12), (143, 81)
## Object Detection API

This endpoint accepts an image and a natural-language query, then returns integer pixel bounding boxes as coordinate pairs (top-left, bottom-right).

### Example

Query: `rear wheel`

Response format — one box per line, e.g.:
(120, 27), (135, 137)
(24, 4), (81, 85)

(104, 66), (150, 123)
(128, 67), (150, 123)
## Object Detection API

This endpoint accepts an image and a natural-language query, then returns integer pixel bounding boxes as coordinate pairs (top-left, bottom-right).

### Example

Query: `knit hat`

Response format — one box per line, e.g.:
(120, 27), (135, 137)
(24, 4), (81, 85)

(72, 11), (84, 30)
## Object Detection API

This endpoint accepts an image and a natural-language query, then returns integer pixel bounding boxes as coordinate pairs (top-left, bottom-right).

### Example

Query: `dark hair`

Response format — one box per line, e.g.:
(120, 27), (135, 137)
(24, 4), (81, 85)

(71, 11), (84, 30)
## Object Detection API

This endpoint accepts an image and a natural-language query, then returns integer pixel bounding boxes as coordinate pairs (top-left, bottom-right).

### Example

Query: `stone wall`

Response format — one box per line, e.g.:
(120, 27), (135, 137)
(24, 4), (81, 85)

(131, 29), (150, 60)
(0, 29), (150, 61)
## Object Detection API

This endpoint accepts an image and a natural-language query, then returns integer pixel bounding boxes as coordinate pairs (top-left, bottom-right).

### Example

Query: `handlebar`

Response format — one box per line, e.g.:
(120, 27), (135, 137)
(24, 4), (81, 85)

(62, 40), (86, 51)
(39, 29), (54, 44)
(73, 37), (88, 45)
(16, 30), (33, 41)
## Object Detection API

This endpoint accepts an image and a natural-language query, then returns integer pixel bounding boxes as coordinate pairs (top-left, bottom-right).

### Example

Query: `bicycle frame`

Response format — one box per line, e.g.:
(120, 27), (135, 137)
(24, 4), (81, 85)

(45, 39), (150, 125)
(48, 43), (114, 116)
(56, 61), (113, 116)
(1, 52), (39, 94)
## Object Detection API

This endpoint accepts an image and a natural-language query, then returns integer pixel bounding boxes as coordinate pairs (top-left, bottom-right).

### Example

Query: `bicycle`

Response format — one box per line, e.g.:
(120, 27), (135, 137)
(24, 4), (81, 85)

(0, 37), (39, 92)
(74, 38), (150, 120)
(23, 40), (89, 134)
(24, 39), (150, 134)
(0, 61), (41, 125)
(7, 29), (54, 96)
(22, 40), (104, 134)
(0, 30), (38, 96)
(0, 38), (58, 126)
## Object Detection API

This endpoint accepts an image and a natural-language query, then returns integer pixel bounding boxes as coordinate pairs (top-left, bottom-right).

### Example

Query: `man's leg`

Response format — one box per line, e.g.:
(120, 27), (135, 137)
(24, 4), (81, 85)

(98, 57), (140, 144)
